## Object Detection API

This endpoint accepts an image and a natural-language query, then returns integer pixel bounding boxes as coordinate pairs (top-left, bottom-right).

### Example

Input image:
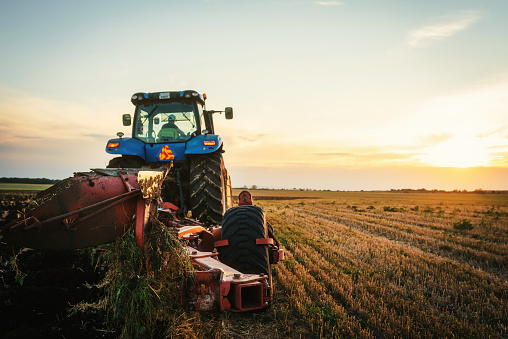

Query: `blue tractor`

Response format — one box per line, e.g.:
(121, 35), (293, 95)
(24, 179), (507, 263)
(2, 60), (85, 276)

(105, 90), (233, 224)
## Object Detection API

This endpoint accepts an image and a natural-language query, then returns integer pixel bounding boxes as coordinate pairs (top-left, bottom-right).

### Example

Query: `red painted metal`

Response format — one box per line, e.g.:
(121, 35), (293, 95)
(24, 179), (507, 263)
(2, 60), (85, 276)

(214, 239), (229, 247)
(178, 226), (207, 239)
(256, 238), (274, 245)
(159, 201), (179, 212)
(1, 172), (140, 249)
(118, 172), (138, 192)
(181, 247), (271, 312)
(271, 247), (285, 264)
(197, 229), (217, 252)
(135, 198), (146, 251)
(160, 216), (219, 253)
(238, 190), (253, 206)
(1, 174), (284, 313)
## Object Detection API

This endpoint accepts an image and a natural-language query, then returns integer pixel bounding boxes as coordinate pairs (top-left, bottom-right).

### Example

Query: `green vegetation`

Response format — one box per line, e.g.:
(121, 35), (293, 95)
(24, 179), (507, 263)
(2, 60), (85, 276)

(0, 183), (53, 191)
(0, 177), (60, 184)
(102, 217), (194, 338)
(0, 177), (60, 191)
(453, 219), (474, 230)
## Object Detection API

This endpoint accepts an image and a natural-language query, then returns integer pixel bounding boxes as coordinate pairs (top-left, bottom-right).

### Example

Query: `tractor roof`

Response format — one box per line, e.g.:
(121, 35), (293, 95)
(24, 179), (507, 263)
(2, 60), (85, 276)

(131, 90), (206, 105)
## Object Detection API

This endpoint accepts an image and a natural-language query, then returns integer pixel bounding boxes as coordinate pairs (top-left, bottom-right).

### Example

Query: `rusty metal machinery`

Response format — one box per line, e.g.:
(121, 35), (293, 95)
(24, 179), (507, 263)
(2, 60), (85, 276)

(0, 168), (284, 312)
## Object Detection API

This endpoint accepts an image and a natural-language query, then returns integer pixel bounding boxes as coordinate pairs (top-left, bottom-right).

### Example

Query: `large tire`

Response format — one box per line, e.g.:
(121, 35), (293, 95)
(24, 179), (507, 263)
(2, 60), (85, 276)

(189, 152), (224, 225)
(106, 155), (145, 168)
(220, 205), (270, 276)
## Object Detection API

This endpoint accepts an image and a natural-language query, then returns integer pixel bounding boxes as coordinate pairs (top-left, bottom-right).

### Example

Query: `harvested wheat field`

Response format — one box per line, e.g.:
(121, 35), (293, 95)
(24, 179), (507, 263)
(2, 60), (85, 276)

(1, 190), (507, 338)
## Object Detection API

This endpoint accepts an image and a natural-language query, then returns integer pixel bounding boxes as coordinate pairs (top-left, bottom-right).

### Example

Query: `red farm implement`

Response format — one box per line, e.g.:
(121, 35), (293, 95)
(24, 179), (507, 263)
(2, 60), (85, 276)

(0, 168), (283, 312)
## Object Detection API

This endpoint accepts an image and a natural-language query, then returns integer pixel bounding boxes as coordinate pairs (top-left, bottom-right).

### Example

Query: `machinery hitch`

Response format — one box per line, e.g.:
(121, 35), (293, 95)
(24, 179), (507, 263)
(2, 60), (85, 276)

(0, 168), (283, 312)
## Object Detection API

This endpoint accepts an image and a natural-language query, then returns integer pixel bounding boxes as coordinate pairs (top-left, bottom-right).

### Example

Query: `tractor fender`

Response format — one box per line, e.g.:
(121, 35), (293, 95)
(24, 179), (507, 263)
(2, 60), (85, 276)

(105, 137), (146, 161)
(185, 134), (223, 155)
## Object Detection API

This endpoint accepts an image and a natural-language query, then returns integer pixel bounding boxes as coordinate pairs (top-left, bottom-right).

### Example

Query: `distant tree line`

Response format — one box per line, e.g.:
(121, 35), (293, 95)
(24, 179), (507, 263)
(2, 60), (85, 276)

(234, 185), (507, 194)
(389, 188), (507, 194)
(0, 177), (61, 184)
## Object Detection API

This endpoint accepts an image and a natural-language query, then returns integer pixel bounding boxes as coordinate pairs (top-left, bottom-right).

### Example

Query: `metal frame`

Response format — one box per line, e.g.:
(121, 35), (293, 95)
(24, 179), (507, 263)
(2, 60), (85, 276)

(0, 169), (284, 312)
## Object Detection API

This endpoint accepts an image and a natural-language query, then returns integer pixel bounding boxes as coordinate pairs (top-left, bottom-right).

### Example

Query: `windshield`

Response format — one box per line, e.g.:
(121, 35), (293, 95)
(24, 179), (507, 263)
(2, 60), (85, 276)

(133, 101), (199, 143)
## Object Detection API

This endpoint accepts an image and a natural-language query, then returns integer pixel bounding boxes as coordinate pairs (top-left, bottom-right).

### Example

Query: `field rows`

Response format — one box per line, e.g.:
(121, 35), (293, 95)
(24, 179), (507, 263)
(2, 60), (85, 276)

(1, 190), (507, 338)
(297, 205), (508, 276)
(258, 193), (508, 338)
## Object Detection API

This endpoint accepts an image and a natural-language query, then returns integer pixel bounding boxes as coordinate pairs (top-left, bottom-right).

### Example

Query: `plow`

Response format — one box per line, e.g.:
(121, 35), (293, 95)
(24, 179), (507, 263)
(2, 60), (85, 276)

(1, 168), (283, 312)
(0, 89), (284, 313)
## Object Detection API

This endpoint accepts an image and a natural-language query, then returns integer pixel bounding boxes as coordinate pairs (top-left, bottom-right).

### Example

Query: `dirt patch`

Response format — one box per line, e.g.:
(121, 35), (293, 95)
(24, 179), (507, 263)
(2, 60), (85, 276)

(0, 191), (112, 338)
(0, 246), (110, 338)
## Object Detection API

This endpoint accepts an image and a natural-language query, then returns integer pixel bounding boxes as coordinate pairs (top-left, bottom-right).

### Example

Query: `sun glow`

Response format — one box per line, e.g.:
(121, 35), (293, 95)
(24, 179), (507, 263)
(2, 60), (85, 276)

(419, 137), (490, 168)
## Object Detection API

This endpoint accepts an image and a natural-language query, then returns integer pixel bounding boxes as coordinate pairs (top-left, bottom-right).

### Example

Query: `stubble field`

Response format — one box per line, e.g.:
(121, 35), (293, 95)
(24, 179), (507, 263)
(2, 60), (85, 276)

(1, 189), (507, 338)
(252, 190), (508, 338)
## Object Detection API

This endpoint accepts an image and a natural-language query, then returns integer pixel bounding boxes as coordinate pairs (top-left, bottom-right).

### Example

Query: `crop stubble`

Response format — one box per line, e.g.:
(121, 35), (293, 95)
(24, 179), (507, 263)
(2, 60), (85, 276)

(1, 190), (507, 338)
(258, 192), (508, 338)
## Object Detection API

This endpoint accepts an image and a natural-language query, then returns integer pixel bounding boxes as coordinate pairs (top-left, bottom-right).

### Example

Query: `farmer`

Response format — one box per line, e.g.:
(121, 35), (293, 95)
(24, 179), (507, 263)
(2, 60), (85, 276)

(158, 114), (185, 140)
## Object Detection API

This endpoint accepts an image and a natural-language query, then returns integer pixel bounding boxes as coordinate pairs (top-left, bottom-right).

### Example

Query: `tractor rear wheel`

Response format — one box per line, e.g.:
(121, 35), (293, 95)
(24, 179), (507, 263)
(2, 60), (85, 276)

(106, 155), (145, 168)
(219, 205), (270, 276)
(189, 152), (224, 225)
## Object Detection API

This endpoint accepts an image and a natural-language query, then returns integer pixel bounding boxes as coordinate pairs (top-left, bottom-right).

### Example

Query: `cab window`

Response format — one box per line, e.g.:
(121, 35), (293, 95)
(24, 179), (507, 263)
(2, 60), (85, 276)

(134, 102), (198, 143)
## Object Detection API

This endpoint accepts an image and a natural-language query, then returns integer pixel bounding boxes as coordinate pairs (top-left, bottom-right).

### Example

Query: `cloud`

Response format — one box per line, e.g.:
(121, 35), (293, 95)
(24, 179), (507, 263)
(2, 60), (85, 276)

(350, 152), (422, 161)
(235, 132), (269, 142)
(382, 80), (508, 167)
(408, 11), (483, 47)
(478, 125), (507, 138)
(225, 78), (508, 170)
(419, 133), (452, 146)
(315, 1), (344, 6)
(11, 135), (43, 140)
(83, 133), (113, 140)
(310, 150), (421, 162)
(0, 86), (118, 145)
(313, 152), (352, 157)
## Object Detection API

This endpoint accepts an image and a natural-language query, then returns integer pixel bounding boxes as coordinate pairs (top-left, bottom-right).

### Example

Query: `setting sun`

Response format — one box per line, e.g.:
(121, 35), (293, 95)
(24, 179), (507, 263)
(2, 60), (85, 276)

(419, 137), (490, 168)
(0, 1), (506, 191)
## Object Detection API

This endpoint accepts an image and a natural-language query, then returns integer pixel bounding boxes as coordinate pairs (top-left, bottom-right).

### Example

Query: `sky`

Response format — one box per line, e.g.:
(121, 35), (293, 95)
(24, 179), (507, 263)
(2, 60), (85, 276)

(0, 0), (507, 191)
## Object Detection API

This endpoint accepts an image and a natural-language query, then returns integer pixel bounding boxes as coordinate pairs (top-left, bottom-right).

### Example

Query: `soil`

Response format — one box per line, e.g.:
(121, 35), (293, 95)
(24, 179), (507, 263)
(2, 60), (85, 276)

(0, 191), (300, 339)
(0, 191), (114, 339)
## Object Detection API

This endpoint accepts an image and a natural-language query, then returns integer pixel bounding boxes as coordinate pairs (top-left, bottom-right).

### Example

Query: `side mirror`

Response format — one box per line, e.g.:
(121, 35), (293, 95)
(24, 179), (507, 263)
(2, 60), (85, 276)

(225, 107), (233, 120)
(154, 117), (160, 124)
(122, 114), (132, 126)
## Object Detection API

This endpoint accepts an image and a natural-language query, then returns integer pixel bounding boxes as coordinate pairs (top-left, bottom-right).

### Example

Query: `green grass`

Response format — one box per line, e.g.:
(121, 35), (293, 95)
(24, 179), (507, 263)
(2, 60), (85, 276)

(0, 183), (53, 191)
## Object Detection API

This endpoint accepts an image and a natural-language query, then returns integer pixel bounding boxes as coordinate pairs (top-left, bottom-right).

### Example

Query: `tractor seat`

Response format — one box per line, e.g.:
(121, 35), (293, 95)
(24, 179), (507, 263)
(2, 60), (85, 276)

(158, 127), (178, 142)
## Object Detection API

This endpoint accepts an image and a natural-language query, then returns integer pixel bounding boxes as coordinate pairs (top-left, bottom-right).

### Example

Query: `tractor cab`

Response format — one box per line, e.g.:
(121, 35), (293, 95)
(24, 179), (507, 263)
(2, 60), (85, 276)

(126, 90), (208, 145)
(106, 90), (233, 166)
(105, 89), (234, 223)
(132, 101), (200, 144)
